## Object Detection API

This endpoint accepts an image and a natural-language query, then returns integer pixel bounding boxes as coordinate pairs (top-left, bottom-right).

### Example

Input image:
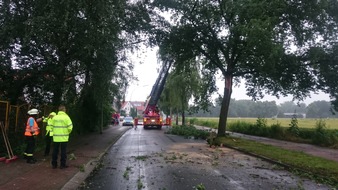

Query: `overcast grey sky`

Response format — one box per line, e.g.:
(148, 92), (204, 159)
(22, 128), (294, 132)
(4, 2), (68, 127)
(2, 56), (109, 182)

(126, 47), (330, 105)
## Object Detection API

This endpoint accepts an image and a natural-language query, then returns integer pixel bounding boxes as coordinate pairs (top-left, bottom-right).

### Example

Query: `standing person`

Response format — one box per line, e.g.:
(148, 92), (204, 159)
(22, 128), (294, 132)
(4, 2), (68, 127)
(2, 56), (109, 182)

(114, 112), (119, 125)
(24, 108), (41, 164)
(134, 117), (138, 130)
(43, 112), (56, 156)
(51, 105), (73, 169)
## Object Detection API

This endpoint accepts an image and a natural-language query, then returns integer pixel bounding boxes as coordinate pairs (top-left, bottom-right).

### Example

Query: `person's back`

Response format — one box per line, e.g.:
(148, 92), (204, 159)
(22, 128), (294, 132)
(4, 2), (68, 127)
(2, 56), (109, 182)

(52, 111), (72, 142)
(51, 105), (73, 169)
(24, 108), (41, 164)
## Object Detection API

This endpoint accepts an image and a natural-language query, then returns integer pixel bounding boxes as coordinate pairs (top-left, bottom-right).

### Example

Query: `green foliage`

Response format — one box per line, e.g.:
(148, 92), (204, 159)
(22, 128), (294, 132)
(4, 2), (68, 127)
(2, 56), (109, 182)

(123, 167), (130, 180)
(313, 119), (327, 145)
(307, 101), (337, 118)
(159, 59), (202, 123)
(269, 122), (286, 139)
(194, 183), (206, 190)
(68, 153), (77, 161)
(212, 136), (338, 188)
(199, 120), (218, 129)
(0, 0), (154, 135)
(228, 121), (253, 134)
(288, 115), (300, 137)
(135, 156), (148, 161)
(137, 178), (143, 190)
(208, 136), (228, 147)
(167, 125), (210, 140)
(312, 119), (338, 147)
(130, 108), (138, 118)
(195, 117), (338, 148)
(189, 118), (197, 125)
(256, 117), (268, 128)
(152, 0), (338, 138)
(79, 164), (85, 172)
(189, 99), (337, 118)
(248, 117), (269, 136)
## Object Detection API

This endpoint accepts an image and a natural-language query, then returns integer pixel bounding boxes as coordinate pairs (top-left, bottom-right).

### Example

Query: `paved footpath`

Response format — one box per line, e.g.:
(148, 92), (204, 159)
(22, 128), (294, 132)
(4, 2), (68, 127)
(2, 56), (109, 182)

(0, 125), (130, 190)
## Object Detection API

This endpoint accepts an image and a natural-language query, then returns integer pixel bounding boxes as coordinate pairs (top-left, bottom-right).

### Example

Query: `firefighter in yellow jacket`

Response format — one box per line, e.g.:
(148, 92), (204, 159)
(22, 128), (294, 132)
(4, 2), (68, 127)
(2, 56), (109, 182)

(51, 105), (73, 169)
(43, 112), (56, 156)
(24, 108), (42, 164)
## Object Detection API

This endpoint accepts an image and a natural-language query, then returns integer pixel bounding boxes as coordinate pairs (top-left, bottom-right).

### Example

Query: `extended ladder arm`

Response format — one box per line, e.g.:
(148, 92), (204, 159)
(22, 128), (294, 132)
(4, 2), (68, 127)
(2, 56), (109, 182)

(144, 60), (172, 114)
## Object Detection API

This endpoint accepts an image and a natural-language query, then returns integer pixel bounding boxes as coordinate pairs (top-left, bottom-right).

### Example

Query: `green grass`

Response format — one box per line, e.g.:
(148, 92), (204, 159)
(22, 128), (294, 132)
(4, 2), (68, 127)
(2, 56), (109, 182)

(137, 177), (143, 190)
(190, 117), (338, 129)
(123, 166), (132, 180)
(217, 136), (338, 188)
(135, 155), (148, 161)
(190, 117), (338, 147)
(171, 122), (338, 188)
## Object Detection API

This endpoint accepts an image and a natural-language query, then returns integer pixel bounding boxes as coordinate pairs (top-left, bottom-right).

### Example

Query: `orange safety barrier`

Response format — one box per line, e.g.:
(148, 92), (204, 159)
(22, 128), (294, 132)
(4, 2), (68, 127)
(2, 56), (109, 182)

(165, 117), (171, 126)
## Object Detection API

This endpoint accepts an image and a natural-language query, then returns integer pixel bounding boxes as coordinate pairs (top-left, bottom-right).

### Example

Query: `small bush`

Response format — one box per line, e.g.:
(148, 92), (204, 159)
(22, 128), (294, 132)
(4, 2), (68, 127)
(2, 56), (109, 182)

(189, 118), (197, 125)
(288, 116), (300, 137)
(167, 125), (210, 140)
(228, 121), (252, 134)
(312, 119), (328, 146)
(298, 128), (314, 140)
(191, 117), (338, 148)
(194, 119), (218, 129)
(249, 117), (269, 136)
(269, 122), (286, 139)
(312, 119), (338, 147)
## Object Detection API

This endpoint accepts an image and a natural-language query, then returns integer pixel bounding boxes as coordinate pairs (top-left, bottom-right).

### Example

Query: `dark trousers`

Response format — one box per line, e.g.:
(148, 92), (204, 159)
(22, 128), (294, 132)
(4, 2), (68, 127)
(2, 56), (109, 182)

(52, 142), (68, 167)
(24, 136), (35, 158)
(44, 132), (52, 156)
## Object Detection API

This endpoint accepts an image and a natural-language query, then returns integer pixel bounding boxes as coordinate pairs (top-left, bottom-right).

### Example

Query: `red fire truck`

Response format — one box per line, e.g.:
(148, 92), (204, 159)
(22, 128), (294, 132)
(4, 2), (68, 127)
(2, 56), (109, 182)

(143, 60), (172, 129)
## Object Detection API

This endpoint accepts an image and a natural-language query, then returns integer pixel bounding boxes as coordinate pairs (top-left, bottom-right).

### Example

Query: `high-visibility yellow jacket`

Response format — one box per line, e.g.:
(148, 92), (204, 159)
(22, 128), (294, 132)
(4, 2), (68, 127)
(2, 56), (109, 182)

(51, 111), (73, 142)
(43, 117), (53, 136)
(25, 117), (40, 136)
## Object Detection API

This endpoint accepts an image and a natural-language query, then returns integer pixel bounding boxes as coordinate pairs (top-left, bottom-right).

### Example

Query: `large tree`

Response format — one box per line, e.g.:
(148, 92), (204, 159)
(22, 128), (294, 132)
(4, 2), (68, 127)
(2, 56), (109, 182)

(306, 100), (337, 118)
(152, 0), (338, 136)
(159, 58), (201, 125)
(0, 0), (155, 133)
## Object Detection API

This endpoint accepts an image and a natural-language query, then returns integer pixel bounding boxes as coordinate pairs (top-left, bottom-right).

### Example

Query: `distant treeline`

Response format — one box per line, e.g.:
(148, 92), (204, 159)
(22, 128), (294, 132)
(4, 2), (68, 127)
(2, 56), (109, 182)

(189, 99), (337, 118)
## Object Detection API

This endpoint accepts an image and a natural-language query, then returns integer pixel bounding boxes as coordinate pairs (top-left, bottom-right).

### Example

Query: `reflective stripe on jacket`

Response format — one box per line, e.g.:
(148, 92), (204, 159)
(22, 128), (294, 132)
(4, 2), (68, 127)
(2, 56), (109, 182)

(43, 117), (53, 136)
(52, 111), (73, 142)
(25, 117), (40, 136)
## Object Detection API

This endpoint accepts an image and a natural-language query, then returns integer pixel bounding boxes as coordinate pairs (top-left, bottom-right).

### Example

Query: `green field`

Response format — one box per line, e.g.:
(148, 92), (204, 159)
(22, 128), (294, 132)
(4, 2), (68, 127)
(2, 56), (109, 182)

(190, 117), (338, 129)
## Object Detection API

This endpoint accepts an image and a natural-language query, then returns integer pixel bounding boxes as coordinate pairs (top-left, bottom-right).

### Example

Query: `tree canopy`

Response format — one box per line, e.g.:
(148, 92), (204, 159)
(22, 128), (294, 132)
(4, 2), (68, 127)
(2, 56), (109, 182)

(0, 0), (155, 133)
(1, 0), (337, 135)
(151, 0), (338, 136)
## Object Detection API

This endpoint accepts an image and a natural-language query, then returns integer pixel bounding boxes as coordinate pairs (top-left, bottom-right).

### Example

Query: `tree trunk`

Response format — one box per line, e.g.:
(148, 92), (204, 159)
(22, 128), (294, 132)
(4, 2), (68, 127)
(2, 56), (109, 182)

(217, 75), (233, 137)
(175, 108), (179, 125)
(53, 56), (66, 106)
(181, 110), (185, 125)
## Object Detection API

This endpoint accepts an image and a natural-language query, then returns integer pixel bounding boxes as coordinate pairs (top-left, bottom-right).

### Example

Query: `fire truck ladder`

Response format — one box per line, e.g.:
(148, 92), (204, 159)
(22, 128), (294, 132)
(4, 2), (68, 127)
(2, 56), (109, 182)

(144, 60), (172, 113)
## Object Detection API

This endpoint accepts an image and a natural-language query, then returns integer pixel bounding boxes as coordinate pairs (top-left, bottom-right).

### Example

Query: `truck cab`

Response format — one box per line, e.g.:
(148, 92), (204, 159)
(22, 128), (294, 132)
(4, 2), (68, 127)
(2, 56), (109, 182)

(143, 105), (162, 129)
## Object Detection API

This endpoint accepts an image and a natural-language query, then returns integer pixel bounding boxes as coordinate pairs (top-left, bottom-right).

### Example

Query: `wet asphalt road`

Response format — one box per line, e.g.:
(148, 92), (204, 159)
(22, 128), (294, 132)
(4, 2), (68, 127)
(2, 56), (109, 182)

(79, 125), (331, 190)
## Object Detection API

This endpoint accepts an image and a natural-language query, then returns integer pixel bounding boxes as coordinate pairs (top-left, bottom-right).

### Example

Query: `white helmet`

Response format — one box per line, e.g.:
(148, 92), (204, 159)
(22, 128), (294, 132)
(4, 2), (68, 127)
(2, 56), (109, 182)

(27, 108), (39, 115)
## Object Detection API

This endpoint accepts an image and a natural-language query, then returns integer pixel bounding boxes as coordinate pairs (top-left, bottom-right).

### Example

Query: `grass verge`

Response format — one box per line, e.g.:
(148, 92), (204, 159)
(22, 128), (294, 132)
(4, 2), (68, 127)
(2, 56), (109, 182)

(215, 136), (338, 188)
